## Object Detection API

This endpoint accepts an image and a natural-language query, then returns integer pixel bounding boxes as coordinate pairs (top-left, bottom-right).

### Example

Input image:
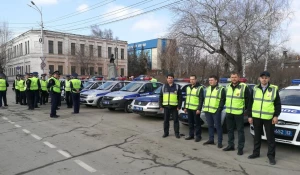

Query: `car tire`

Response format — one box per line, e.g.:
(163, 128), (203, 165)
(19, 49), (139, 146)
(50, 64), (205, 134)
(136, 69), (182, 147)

(124, 101), (132, 113)
(97, 98), (104, 109)
(108, 108), (115, 111)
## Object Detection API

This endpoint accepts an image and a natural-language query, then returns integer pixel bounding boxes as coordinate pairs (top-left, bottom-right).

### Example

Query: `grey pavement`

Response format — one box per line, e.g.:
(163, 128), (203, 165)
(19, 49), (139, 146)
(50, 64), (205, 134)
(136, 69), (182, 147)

(0, 87), (300, 175)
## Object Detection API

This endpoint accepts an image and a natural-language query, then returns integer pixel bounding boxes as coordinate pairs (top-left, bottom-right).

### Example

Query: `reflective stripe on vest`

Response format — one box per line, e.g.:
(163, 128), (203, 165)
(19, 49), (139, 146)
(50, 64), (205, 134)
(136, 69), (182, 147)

(225, 83), (246, 115)
(252, 84), (278, 120)
(15, 80), (20, 90)
(0, 79), (7, 91)
(65, 80), (71, 91)
(18, 80), (25, 92)
(29, 77), (38, 90)
(185, 86), (202, 110)
(40, 80), (48, 91)
(52, 78), (61, 93)
(71, 79), (81, 93)
(203, 85), (223, 113)
(162, 84), (179, 106)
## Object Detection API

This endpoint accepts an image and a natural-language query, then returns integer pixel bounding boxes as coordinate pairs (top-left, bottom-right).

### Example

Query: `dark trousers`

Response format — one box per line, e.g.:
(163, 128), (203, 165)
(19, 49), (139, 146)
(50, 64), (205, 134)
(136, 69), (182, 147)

(226, 113), (245, 150)
(72, 93), (80, 113)
(3, 90), (7, 105)
(27, 91), (34, 109)
(40, 91), (48, 105)
(205, 111), (223, 144)
(66, 91), (73, 107)
(19, 91), (26, 105)
(0, 91), (6, 107)
(164, 107), (179, 135)
(253, 117), (276, 158)
(50, 92), (59, 116)
(46, 92), (49, 103)
(33, 90), (39, 107)
(58, 93), (61, 106)
(187, 109), (202, 138)
(15, 89), (20, 103)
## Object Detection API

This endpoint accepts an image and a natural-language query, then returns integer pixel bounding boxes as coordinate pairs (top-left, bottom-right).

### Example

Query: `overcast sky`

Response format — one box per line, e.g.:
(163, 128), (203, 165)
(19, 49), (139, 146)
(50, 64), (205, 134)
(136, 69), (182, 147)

(0, 0), (299, 52)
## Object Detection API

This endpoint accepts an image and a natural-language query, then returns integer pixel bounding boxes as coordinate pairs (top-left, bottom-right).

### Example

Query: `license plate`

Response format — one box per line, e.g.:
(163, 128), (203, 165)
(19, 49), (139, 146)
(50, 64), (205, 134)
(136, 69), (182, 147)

(133, 106), (143, 111)
(103, 101), (110, 105)
(181, 114), (188, 119)
(274, 128), (293, 137)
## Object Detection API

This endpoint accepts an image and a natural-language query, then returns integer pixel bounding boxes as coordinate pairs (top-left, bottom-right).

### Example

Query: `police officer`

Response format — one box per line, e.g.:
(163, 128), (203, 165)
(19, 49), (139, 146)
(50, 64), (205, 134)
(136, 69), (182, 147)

(12, 74), (20, 104)
(65, 75), (73, 108)
(159, 73), (182, 138)
(184, 75), (204, 142)
(0, 74), (9, 109)
(18, 75), (26, 105)
(223, 72), (249, 155)
(40, 74), (48, 105)
(32, 72), (41, 108)
(248, 71), (281, 165)
(26, 73), (35, 110)
(47, 71), (61, 118)
(203, 75), (226, 148)
(70, 73), (83, 114)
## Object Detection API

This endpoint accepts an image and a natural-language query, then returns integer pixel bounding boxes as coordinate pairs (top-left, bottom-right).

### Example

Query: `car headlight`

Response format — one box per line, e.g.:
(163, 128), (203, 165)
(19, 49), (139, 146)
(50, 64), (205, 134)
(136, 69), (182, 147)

(87, 94), (96, 98)
(112, 96), (123, 101)
(148, 102), (158, 106)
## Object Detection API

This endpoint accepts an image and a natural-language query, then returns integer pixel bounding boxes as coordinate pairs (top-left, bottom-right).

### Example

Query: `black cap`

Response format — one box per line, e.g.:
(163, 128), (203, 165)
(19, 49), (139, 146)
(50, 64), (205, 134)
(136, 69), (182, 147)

(41, 74), (46, 77)
(66, 75), (71, 77)
(260, 71), (270, 77)
(53, 71), (60, 75)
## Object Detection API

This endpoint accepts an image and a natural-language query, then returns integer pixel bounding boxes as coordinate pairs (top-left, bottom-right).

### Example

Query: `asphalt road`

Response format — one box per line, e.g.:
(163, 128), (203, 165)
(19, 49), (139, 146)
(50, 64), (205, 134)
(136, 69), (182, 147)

(0, 88), (299, 175)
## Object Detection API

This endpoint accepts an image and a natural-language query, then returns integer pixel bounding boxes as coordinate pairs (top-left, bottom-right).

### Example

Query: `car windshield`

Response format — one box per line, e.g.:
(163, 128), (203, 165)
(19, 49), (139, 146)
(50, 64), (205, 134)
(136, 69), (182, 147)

(97, 82), (114, 90)
(84, 82), (94, 89)
(154, 86), (162, 94)
(280, 89), (300, 106)
(120, 82), (143, 92)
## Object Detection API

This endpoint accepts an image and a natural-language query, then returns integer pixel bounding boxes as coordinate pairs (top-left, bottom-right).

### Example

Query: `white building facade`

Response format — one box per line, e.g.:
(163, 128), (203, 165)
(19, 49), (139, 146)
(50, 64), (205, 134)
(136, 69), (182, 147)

(5, 30), (128, 78)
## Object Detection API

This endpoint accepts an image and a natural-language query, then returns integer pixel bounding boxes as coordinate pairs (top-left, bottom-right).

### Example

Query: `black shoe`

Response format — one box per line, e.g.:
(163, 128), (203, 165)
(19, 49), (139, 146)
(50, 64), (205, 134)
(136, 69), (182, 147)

(4, 104), (8, 106)
(35, 106), (40, 108)
(162, 133), (169, 138)
(269, 157), (276, 165)
(237, 149), (243, 155)
(185, 136), (194, 140)
(67, 106), (72, 108)
(50, 115), (60, 118)
(218, 143), (223, 148)
(223, 146), (235, 151)
(248, 154), (260, 159)
(16, 102), (18, 104)
(175, 134), (181, 139)
(20, 103), (24, 105)
(203, 140), (215, 145)
(195, 137), (202, 142)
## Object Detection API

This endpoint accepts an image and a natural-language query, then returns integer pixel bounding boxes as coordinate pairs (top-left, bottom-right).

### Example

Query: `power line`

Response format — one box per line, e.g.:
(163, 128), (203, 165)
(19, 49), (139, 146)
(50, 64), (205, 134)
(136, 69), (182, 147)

(44, 0), (153, 28)
(45, 0), (115, 23)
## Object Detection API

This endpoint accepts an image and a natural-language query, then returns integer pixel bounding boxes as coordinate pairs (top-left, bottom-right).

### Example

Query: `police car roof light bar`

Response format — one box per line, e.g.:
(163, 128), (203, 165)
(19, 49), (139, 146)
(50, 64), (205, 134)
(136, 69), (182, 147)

(174, 78), (190, 82)
(219, 77), (247, 83)
(291, 79), (300, 85)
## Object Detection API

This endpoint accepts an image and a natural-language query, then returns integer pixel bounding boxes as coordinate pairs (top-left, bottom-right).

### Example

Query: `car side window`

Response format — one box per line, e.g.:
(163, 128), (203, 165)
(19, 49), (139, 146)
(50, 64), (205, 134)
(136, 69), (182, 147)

(139, 85), (146, 93)
(91, 83), (98, 89)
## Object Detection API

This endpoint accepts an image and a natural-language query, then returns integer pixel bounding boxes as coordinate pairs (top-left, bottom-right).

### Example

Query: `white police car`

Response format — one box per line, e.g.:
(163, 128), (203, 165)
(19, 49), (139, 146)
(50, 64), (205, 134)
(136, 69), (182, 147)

(81, 80), (106, 93)
(102, 81), (162, 112)
(250, 79), (300, 146)
(80, 80), (130, 108)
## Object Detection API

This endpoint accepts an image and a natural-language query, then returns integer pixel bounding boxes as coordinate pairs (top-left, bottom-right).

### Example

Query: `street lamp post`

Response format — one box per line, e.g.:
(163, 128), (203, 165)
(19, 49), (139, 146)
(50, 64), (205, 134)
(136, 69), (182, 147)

(28, 1), (45, 74)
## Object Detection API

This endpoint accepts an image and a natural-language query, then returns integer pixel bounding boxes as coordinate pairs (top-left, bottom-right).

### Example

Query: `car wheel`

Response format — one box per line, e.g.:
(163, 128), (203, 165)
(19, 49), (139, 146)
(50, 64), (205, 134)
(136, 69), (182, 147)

(97, 98), (104, 109)
(124, 101), (132, 113)
(108, 108), (115, 111)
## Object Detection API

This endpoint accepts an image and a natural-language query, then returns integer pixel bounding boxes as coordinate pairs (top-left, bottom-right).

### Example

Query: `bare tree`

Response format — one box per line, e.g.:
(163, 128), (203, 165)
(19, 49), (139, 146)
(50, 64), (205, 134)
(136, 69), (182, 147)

(91, 25), (114, 40)
(169, 0), (290, 74)
(160, 39), (181, 76)
(0, 22), (13, 74)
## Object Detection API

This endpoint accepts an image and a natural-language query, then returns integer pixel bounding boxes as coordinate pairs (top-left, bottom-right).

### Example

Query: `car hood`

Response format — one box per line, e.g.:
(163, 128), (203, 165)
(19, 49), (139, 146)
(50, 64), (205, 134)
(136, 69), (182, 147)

(81, 89), (110, 96)
(135, 95), (159, 102)
(279, 105), (300, 123)
(105, 91), (145, 99)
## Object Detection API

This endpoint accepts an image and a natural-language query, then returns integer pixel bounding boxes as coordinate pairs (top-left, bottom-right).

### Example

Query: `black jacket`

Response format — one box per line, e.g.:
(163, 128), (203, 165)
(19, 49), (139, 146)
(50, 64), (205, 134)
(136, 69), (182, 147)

(247, 83), (281, 118)
(159, 83), (182, 109)
(185, 83), (204, 111)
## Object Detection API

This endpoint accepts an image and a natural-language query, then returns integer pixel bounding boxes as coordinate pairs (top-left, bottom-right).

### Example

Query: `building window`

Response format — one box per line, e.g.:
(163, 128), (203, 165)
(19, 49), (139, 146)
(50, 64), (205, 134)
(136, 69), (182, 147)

(49, 65), (54, 73)
(27, 41), (30, 54)
(25, 42), (27, 55)
(121, 48), (124, 59)
(58, 65), (63, 74)
(48, 40), (54, 54)
(98, 46), (102, 57)
(291, 66), (295, 68)
(80, 44), (85, 55)
(21, 66), (23, 74)
(20, 43), (23, 56)
(120, 68), (125, 76)
(89, 67), (94, 75)
(71, 66), (76, 74)
(98, 67), (102, 75)
(71, 43), (75, 55)
(108, 47), (112, 58)
(114, 47), (118, 59)
(80, 67), (85, 75)
(58, 41), (63, 54)
(89, 45), (93, 57)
